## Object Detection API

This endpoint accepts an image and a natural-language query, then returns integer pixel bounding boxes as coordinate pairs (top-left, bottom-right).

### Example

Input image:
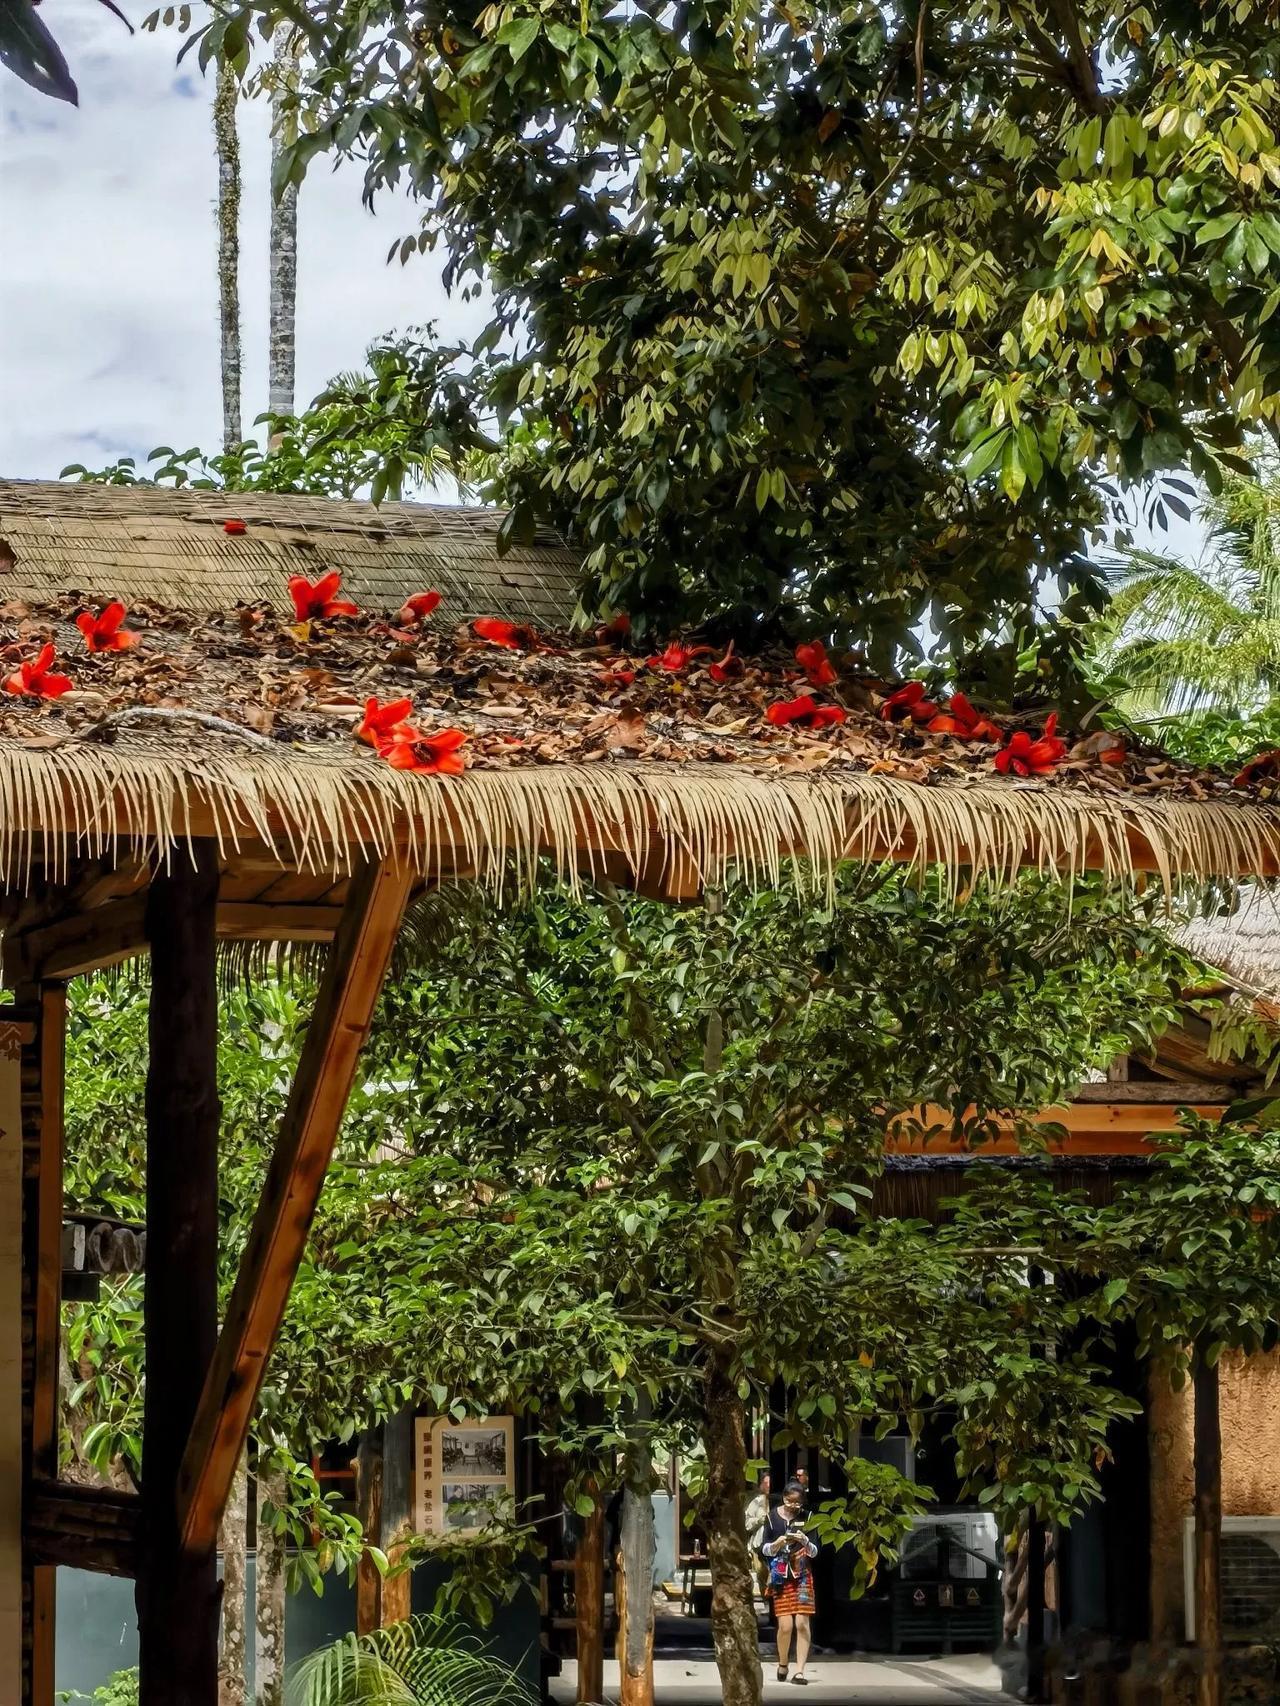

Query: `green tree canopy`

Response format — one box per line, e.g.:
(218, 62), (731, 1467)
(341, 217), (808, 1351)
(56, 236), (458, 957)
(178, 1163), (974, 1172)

(170, 0), (1280, 675)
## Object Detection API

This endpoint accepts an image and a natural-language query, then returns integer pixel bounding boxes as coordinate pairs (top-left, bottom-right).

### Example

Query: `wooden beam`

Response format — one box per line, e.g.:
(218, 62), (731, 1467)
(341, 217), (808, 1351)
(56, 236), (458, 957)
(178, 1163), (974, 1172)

(1071, 1079), (1235, 1105)
(25, 1482), (140, 1579)
(175, 856), (412, 1558)
(885, 1104), (1227, 1157)
(138, 842), (221, 1706)
(6, 899), (345, 983)
(1194, 1356), (1222, 1706)
(575, 1484), (606, 1706)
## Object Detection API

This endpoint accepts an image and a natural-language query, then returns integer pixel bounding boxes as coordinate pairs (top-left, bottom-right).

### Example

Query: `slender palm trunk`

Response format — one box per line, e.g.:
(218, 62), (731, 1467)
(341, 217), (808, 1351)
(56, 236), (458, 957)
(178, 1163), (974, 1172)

(218, 1453), (249, 1706)
(268, 24), (299, 426)
(255, 1468), (287, 1706)
(703, 1353), (763, 1706)
(213, 56), (242, 452)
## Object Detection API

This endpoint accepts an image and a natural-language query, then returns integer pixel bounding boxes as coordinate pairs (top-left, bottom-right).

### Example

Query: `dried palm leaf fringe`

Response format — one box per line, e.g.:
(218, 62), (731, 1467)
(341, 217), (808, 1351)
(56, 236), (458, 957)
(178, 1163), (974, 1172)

(0, 744), (1278, 893)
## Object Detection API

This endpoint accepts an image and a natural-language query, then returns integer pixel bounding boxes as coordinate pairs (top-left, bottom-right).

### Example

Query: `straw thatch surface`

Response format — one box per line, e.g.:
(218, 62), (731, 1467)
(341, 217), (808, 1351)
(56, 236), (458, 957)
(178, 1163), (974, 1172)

(0, 480), (1278, 888)
(1177, 888), (1280, 1000)
(0, 481), (579, 627)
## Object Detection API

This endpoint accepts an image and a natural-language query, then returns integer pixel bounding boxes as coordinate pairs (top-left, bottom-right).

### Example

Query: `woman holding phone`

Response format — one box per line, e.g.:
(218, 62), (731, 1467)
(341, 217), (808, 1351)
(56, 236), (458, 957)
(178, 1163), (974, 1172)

(756, 1478), (819, 1685)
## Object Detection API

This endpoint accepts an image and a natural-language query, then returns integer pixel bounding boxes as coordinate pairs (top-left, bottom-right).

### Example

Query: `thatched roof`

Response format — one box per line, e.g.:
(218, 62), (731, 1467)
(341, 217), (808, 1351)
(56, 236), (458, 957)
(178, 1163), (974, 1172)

(1177, 888), (1280, 1001)
(2, 480), (1280, 891)
(0, 480), (579, 628)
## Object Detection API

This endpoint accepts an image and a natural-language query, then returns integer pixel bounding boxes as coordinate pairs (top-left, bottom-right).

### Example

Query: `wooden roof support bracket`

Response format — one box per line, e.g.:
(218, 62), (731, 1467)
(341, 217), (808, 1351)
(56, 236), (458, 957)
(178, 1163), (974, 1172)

(174, 854), (412, 1557)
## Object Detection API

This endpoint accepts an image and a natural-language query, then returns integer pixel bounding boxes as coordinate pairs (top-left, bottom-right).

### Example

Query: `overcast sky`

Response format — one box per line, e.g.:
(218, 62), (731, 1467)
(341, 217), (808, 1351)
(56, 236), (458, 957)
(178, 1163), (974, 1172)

(0, 4), (488, 480)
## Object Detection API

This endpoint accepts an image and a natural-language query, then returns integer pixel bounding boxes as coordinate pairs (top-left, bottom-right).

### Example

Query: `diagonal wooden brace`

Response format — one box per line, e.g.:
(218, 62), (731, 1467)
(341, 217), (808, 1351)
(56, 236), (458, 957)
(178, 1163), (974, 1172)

(175, 855), (412, 1557)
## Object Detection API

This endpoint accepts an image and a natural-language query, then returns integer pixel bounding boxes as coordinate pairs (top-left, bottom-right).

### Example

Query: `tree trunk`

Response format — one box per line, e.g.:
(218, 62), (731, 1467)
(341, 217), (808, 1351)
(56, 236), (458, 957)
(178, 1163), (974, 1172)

(575, 1485), (605, 1706)
(355, 1428), (384, 1637)
(381, 1410), (414, 1629)
(213, 56), (242, 452)
(255, 1468), (287, 1706)
(616, 1450), (655, 1706)
(138, 844), (222, 1706)
(1193, 1356), (1222, 1706)
(703, 1353), (762, 1706)
(219, 1453), (249, 1706)
(267, 24), (299, 426)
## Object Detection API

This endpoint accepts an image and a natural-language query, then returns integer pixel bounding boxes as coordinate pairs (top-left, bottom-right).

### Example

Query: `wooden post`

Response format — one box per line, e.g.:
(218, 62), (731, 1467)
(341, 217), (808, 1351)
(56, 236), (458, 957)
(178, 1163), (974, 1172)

(576, 1486), (606, 1706)
(1193, 1355), (1222, 1706)
(355, 1429), (384, 1636)
(138, 843), (221, 1706)
(176, 857), (412, 1556)
(1026, 1511), (1047, 1705)
(21, 988), (64, 1706)
(381, 1410), (414, 1629)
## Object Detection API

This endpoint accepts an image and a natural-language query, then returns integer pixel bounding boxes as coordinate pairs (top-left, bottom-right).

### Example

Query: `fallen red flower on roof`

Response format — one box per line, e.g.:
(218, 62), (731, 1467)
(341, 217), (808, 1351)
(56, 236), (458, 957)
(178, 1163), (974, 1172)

(766, 694), (847, 729)
(1073, 730), (1127, 767)
(223, 519), (246, 536)
(288, 572), (359, 622)
(398, 590), (442, 626)
(648, 642), (714, 673)
(995, 714), (1067, 777)
(879, 680), (937, 723)
(3, 642), (72, 700)
(375, 723), (468, 775)
(795, 640), (837, 688)
(473, 617), (540, 651)
(76, 601), (140, 653)
(1235, 750), (1280, 788)
(356, 695), (415, 747)
(709, 642), (744, 684)
(926, 692), (1002, 743)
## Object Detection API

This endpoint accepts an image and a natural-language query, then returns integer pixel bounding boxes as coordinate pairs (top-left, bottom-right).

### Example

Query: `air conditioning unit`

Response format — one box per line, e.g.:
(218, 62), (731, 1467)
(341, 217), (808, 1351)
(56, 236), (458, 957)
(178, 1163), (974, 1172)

(1183, 1517), (1280, 1642)
(900, 1513), (1000, 1582)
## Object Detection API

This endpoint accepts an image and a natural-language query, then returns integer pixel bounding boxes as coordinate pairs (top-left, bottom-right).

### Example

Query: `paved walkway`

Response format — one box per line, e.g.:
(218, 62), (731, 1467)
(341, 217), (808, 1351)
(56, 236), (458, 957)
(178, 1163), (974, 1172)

(550, 1654), (1005, 1703)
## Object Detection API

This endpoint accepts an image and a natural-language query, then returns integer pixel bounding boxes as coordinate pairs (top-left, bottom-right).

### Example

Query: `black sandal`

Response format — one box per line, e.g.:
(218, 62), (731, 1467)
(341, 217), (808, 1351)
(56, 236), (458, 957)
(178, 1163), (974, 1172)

(776, 1667), (788, 1681)
(792, 1676), (808, 1686)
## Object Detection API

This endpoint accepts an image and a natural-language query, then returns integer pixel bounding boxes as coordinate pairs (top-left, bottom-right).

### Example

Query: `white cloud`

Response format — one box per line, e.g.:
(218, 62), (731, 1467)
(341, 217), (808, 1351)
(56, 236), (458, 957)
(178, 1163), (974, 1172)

(0, 5), (487, 478)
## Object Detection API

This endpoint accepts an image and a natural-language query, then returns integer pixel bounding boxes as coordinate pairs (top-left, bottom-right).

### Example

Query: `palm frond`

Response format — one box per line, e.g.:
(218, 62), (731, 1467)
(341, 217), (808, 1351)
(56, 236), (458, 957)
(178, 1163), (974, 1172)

(287, 1615), (534, 1706)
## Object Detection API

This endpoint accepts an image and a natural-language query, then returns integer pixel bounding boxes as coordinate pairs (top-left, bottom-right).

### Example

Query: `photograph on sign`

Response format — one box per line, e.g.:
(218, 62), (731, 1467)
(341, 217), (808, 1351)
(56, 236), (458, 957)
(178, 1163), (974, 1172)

(414, 1415), (515, 1535)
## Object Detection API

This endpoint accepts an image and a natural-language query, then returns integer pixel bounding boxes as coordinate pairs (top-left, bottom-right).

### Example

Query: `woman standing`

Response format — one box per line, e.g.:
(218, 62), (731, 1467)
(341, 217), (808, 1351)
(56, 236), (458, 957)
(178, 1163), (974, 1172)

(757, 1479), (818, 1685)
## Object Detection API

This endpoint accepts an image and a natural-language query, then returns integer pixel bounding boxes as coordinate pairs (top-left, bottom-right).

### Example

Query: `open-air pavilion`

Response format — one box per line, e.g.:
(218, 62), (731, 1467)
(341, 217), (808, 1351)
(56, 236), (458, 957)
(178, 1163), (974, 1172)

(0, 478), (1277, 1704)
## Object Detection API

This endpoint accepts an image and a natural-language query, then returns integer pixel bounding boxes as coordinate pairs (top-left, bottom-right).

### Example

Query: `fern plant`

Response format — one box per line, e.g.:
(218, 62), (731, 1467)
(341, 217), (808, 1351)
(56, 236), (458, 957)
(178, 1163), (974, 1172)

(286, 1615), (534, 1706)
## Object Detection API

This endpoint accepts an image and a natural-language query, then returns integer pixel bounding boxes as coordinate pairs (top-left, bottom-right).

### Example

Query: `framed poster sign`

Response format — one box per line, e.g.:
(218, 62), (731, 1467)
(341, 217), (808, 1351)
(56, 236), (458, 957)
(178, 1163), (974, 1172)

(414, 1415), (516, 1535)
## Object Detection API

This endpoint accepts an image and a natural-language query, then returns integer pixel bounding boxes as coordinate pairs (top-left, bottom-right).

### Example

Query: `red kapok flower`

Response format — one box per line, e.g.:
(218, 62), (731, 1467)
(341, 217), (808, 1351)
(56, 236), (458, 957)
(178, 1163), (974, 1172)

(708, 642), (744, 684)
(288, 572), (359, 622)
(795, 640), (837, 688)
(597, 612), (632, 642)
(1073, 730), (1127, 768)
(994, 714), (1067, 777)
(648, 642), (714, 673)
(398, 590), (442, 626)
(356, 696), (415, 747)
(3, 642), (72, 700)
(472, 617), (540, 651)
(375, 723), (468, 775)
(76, 601), (141, 653)
(879, 680), (937, 724)
(926, 692), (1002, 743)
(1235, 750), (1280, 788)
(598, 666), (637, 689)
(223, 518), (246, 536)
(766, 694), (848, 729)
